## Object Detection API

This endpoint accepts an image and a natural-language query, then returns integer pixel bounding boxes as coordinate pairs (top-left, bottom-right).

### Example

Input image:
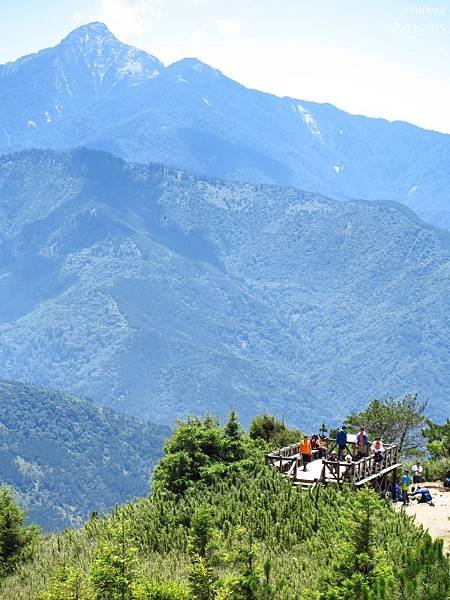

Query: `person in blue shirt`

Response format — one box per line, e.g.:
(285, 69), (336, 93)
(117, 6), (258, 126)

(336, 426), (347, 460)
(400, 469), (412, 505)
(389, 480), (402, 502)
(444, 471), (450, 488)
(411, 487), (434, 506)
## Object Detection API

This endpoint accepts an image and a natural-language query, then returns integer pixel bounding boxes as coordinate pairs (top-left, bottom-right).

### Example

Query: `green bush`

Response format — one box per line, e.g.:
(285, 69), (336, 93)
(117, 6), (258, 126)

(424, 457), (450, 481)
(39, 566), (86, 600)
(1, 413), (449, 600)
(249, 414), (302, 448)
(132, 578), (191, 599)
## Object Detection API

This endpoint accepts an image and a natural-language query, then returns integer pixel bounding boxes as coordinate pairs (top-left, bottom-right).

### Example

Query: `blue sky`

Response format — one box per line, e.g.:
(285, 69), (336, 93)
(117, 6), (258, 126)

(1, 0), (449, 133)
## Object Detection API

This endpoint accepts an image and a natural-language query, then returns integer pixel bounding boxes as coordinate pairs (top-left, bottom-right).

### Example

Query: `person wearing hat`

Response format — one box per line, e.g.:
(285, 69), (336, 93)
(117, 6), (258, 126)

(400, 469), (412, 505)
(328, 450), (338, 461)
(342, 454), (354, 481)
(327, 450), (338, 477)
(336, 426), (347, 461)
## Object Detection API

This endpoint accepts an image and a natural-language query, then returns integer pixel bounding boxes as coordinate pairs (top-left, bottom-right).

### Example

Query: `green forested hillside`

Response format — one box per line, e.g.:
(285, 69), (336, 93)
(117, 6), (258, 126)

(0, 381), (169, 530)
(1, 414), (448, 599)
(1, 149), (450, 427)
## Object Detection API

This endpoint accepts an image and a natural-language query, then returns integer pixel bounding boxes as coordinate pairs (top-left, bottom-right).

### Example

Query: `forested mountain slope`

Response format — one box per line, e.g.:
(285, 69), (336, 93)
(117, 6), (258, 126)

(0, 149), (449, 425)
(0, 22), (449, 227)
(1, 415), (448, 599)
(0, 381), (169, 530)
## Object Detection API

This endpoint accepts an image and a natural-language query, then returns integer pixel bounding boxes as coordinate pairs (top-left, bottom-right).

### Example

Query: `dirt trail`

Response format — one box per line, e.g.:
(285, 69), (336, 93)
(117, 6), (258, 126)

(398, 482), (450, 553)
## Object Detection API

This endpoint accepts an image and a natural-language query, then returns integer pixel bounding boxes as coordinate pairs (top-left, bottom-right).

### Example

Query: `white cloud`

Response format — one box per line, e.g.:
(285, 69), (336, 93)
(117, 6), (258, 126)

(74, 0), (162, 39)
(214, 18), (242, 35)
(191, 28), (206, 41)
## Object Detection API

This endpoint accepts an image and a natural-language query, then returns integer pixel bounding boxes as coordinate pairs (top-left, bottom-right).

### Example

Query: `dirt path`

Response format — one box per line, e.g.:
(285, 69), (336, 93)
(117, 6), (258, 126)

(397, 482), (450, 553)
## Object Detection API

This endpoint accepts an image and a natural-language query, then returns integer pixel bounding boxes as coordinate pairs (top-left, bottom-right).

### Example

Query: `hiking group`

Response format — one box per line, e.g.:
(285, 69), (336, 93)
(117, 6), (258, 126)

(298, 425), (385, 472)
(298, 428), (435, 508)
(393, 461), (434, 506)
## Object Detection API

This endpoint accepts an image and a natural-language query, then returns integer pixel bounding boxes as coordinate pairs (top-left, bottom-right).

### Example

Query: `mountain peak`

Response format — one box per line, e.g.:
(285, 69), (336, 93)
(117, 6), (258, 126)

(167, 57), (223, 80)
(51, 22), (164, 92)
(61, 22), (116, 44)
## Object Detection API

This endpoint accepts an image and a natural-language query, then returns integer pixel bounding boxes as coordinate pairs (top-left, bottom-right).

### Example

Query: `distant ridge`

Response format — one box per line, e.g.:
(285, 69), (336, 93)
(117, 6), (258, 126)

(0, 23), (449, 228)
(0, 148), (449, 428)
(0, 379), (169, 530)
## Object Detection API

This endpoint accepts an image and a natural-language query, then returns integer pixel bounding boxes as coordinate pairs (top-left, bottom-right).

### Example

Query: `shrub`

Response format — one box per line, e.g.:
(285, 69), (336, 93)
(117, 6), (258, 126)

(132, 578), (191, 599)
(424, 457), (450, 481)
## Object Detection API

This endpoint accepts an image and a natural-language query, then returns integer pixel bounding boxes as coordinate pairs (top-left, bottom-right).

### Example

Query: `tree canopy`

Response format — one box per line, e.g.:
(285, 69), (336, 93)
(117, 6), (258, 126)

(0, 486), (38, 579)
(346, 394), (427, 454)
(1, 410), (449, 600)
(249, 414), (303, 448)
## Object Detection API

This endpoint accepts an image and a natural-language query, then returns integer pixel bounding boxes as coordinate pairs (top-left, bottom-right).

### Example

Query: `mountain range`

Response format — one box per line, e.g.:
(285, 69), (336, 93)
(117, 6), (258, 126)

(0, 148), (449, 427)
(0, 22), (449, 229)
(0, 380), (168, 530)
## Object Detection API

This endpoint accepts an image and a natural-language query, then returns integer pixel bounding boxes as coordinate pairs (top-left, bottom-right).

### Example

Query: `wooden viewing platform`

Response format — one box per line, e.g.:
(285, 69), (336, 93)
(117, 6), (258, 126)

(265, 441), (401, 492)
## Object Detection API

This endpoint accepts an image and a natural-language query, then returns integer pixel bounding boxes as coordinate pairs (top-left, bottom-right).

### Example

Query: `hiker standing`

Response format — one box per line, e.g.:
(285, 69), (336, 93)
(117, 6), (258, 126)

(300, 435), (312, 472)
(400, 469), (412, 505)
(336, 426), (347, 461)
(355, 426), (369, 459)
(412, 460), (423, 486)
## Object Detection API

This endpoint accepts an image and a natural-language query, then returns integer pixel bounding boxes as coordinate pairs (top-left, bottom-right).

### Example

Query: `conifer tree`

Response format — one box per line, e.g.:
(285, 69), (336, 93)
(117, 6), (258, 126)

(222, 527), (261, 600)
(189, 505), (215, 559)
(0, 486), (38, 578)
(89, 515), (137, 600)
(224, 411), (245, 462)
(39, 566), (86, 600)
(187, 504), (217, 599)
(188, 554), (216, 600)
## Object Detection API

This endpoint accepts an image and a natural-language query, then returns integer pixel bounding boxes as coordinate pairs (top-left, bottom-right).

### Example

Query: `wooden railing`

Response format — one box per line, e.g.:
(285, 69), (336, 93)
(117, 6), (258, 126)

(266, 441), (400, 488)
(265, 441), (327, 476)
(320, 444), (400, 486)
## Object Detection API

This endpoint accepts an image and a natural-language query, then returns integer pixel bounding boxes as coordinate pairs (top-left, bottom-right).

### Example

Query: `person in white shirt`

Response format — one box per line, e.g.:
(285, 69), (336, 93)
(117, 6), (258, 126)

(412, 460), (423, 485)
(371, 438), (385, 464)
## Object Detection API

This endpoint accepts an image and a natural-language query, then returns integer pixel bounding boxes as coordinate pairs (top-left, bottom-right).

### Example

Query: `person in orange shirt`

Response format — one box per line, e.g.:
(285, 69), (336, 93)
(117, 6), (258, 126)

(300, 435), (312, 471)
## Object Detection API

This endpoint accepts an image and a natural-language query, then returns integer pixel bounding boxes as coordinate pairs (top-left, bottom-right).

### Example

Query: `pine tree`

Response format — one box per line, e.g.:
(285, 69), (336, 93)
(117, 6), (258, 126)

(89, 515), (137, 600)
(39, 566), (86, 600)
(317, 492), (388, 599)
(189, 505), (215, 558)
(188, 554), (216, 600)
(223, 527), (261, 600)
(224, 411), (245, 462)
(0, 486), (38, 578)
